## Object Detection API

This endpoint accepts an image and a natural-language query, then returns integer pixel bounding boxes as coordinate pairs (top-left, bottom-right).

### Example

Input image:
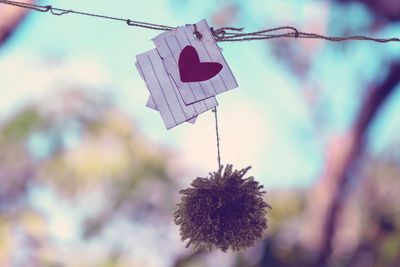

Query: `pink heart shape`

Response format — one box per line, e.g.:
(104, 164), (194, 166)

(178, 45), (223, 83)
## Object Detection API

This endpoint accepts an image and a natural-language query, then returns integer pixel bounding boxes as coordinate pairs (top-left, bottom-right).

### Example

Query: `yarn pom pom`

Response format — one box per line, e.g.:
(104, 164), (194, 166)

(174, 165), (271, 252)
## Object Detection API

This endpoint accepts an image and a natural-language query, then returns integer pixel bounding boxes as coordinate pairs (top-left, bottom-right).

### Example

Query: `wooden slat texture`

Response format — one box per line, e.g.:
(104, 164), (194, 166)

(135, 62), (157, 110)
(154, 34), (212, 105)
(195, 20), (238, 91)
(136, 61), (197, 124)
(153, 19), (238, 105)
(136, 50), (215, 129)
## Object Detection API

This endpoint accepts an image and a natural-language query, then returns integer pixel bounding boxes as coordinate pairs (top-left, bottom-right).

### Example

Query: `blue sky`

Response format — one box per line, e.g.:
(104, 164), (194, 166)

(1, 0), (399, 189)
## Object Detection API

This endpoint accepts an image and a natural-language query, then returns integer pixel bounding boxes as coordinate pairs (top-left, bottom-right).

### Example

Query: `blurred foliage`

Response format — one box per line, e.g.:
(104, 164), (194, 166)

(1, 0), (400, 266)
(0, 108), (41, 143)
(0, 88), (179, 266)
(337, 0), (400, 22)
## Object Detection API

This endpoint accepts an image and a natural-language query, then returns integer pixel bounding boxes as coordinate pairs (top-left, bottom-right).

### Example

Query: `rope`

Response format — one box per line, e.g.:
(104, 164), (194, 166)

(212, 26), (400, 43)
(212, 108), (222, 170)
(1, 0), (399, 43)
(0, 0), (174, 31)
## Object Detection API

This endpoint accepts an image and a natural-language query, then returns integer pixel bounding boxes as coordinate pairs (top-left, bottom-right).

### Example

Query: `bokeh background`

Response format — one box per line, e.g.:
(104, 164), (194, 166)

(0, 0), (400, 266)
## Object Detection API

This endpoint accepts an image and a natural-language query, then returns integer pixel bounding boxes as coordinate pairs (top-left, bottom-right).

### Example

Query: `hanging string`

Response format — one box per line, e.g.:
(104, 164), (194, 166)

(211, 26), (400, 43)
(1, 0), (399, 43)
(212, 108), (222, 170)
(0, 0), (174, 31)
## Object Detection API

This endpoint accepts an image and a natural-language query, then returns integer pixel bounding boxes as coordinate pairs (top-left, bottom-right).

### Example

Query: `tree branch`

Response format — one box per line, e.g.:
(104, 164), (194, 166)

(315, 62), (400, 267)
(0, 0), (35, 45)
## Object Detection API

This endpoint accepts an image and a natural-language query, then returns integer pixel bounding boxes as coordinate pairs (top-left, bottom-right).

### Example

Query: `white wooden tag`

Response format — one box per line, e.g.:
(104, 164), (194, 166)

(135, 50), (216, 129)
(153, 19), (238, 105)
(135, 62), (197, 124)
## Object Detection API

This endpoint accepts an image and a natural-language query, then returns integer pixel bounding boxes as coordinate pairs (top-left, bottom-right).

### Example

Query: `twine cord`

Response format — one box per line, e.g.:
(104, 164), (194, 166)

(212, 108), (222, 170)
(212, 26), (400, 43)
(0, 0), (399, 43)
(0, 0), (174, 31)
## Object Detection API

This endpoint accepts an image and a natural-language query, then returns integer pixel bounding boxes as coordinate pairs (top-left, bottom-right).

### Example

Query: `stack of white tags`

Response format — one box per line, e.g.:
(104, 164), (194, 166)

(135, 19), (238, 130)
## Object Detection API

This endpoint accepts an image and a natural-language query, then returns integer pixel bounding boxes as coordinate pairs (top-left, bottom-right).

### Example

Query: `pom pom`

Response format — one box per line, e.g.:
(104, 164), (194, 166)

(174, 164), (271, 252)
